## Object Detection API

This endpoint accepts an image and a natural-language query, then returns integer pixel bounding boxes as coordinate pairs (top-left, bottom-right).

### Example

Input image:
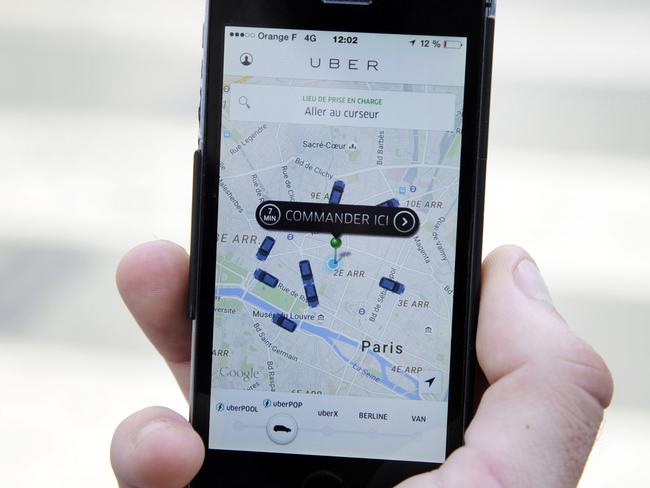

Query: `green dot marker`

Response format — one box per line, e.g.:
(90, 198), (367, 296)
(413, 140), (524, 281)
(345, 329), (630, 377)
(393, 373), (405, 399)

(330, 237), (343, 263)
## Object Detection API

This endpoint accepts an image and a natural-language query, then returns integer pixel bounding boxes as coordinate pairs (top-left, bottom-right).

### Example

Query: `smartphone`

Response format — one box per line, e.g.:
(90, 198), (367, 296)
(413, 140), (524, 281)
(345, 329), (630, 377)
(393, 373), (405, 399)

(188, 1), (495, 486)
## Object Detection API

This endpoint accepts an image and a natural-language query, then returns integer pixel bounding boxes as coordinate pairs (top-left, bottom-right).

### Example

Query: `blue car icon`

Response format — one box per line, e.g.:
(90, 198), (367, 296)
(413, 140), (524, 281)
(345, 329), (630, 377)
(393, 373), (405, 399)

(272, 313), (298, 333)
(254, 269), (279, 288)
(378, 198), (400, 208)
(256, 236), (276, 261)
(379, 277), (406, 295)
(329, 180), (346, 205)
(299, 260), (314, 284)
(304, 283), (319, 308)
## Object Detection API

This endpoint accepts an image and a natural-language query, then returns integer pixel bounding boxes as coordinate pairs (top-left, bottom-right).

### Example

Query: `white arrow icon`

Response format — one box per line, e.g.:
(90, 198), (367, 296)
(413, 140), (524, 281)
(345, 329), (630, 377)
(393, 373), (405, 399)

(394, 211), (417, 234)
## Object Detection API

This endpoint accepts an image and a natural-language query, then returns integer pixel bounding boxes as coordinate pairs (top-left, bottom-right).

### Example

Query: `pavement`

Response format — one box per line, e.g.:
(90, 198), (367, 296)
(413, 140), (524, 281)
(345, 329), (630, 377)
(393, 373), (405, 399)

(0, 0), (649, 486)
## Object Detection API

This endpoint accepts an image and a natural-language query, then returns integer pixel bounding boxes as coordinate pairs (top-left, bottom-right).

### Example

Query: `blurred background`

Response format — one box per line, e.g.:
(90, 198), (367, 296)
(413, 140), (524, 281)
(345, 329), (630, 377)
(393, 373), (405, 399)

(1, 0), (648, 485)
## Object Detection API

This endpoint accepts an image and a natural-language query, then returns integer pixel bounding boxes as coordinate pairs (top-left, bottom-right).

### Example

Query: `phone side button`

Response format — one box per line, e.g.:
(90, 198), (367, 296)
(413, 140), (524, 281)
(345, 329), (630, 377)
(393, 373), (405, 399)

(187, 150), (203, 320)
(479, 17), (496, 161)
(301, 471), (344, 488)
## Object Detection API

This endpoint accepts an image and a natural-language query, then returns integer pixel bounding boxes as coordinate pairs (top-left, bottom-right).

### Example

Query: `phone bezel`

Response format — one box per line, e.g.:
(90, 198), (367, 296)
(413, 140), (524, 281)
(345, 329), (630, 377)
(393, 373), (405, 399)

(190, 0), (490, 485)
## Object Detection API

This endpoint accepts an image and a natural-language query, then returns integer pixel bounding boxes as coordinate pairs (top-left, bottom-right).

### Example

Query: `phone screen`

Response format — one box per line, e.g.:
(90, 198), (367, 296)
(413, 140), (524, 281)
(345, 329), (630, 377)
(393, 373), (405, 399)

(209, 26), (467, 463)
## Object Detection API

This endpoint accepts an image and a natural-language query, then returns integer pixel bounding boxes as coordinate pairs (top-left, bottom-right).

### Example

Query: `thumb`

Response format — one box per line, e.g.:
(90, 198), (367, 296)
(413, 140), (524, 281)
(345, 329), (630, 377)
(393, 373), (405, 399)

(399, 246), (613, 488)
(111, 407), (204, 488)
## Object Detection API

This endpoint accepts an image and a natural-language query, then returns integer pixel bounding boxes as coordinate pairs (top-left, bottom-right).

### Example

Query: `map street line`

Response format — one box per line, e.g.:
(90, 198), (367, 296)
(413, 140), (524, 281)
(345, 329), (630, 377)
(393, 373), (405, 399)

(274, 124), (285, 164)
(352, 190), (395, 206)
(221, 161), (287, 180)
(335, 163), (459, 180)
(421, 131), (430, 165)
(217, 262), (248, 280)
(264, 243), (331, 260)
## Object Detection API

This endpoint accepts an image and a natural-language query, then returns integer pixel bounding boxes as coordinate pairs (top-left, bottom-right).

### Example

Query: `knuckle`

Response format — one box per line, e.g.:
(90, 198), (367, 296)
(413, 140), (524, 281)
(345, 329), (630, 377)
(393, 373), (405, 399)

(558, 339), (614, 409)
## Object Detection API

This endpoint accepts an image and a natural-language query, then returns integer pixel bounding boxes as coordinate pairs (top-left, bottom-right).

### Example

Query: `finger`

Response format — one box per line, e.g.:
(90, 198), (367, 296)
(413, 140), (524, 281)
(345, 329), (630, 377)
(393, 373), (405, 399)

(116, 241), (192, 397)
(399, 246), (613, 488)
(111, 407), (204, 488)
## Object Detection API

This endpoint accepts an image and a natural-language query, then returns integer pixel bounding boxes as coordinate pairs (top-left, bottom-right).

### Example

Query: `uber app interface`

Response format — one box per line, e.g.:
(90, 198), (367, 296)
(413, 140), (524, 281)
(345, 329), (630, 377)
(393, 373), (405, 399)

(210, 27), (467, 463)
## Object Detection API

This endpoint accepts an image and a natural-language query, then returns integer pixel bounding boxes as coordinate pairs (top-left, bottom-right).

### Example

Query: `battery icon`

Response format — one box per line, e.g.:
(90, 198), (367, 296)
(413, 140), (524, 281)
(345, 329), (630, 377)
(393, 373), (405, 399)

(444, 40), (463, 49)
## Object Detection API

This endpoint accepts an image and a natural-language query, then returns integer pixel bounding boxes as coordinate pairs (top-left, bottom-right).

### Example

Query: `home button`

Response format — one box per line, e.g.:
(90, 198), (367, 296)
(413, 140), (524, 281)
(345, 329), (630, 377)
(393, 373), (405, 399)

(301, 471), (344, 488)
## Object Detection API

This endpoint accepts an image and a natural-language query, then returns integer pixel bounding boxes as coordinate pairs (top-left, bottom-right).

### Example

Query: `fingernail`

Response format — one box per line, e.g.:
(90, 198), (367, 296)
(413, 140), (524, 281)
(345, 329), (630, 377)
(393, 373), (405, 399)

(134, 419), (174, 446)
(514, 259), (553, 305)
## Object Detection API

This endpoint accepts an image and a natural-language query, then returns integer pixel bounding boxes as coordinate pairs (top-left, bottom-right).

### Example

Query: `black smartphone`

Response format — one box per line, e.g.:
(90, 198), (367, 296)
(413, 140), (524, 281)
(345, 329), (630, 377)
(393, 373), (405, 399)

(188, 1), (495, 486)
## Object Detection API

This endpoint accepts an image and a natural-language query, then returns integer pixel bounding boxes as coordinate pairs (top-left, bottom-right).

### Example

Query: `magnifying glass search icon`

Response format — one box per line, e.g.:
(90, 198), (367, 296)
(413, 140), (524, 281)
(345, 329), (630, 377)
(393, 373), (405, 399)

(239, 96), (251, 109)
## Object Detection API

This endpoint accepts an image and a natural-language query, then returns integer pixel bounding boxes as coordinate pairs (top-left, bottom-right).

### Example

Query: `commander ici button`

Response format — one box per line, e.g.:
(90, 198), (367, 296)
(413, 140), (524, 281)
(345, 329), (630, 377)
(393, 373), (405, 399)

(255, 201), (420, 238)
(394, 210), (418, 234)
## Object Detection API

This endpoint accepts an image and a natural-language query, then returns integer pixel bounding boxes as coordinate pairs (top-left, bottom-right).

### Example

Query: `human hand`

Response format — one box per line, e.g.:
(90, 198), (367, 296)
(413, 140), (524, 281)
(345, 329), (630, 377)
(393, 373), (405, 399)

(111, 241), (613, 488)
